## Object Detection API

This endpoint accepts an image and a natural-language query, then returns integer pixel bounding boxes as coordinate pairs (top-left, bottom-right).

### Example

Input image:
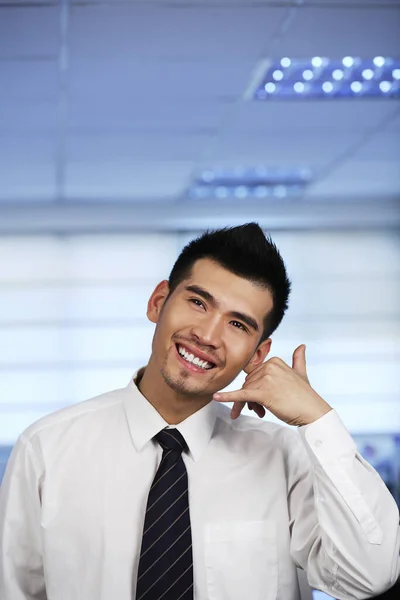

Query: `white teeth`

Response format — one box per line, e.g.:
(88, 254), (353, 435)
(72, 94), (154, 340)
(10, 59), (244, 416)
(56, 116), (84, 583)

(178, 345), (213, 370)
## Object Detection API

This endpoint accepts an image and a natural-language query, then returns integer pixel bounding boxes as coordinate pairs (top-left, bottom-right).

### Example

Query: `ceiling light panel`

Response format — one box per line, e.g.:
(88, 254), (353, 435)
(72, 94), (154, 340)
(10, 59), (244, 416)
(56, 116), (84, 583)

(254, 57), (400, 100)
(188, 167), (313, 200)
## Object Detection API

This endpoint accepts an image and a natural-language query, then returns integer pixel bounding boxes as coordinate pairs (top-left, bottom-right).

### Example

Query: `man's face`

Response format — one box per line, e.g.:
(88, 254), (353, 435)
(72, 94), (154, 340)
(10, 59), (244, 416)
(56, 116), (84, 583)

(147, 258), (274, 399)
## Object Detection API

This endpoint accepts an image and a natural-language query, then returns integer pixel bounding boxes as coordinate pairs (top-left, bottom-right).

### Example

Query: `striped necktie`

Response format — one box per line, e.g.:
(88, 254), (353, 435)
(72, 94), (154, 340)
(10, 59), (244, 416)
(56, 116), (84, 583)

(135, 428), (194, 600)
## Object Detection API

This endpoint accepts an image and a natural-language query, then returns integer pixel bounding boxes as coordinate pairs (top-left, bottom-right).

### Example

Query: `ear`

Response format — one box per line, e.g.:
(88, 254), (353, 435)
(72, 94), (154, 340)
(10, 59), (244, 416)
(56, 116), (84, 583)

(147, 280), (170, 324)
(243, 338), (272, 375)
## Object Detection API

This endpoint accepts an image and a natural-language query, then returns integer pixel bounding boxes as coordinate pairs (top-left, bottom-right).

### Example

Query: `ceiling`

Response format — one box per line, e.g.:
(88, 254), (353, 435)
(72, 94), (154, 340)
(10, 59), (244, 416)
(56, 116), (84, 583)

(0, 0), (399, 232)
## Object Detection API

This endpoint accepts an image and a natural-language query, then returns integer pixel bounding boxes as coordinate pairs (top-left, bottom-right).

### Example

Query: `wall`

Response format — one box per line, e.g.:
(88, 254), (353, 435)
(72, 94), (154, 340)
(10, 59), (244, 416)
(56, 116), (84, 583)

(0, 229), (399, 447)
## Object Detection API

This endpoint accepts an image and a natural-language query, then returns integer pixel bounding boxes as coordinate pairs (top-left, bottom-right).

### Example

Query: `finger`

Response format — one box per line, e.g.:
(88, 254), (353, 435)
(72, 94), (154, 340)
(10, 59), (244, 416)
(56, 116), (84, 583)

(245, 368), (266, 384)
(230, 401), (246, 420)
(213, 389), (251, 404)
(249, 402), (266, 419)
(292, 344), (309, 381)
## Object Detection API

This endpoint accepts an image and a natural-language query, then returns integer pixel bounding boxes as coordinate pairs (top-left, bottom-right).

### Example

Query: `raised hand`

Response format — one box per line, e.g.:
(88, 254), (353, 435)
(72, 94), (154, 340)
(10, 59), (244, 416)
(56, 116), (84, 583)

(213, 345), (331, 426)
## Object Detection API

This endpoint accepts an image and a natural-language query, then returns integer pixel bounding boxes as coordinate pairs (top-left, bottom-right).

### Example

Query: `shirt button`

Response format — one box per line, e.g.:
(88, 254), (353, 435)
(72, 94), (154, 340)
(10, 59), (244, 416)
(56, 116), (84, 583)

(314, 439), (323, 448)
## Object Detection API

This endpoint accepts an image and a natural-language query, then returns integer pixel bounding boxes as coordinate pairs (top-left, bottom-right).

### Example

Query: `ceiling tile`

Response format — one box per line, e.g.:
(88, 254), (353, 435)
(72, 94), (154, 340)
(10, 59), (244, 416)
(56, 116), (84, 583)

(305, 0), (400, 4)
(0, 134), (56, 201)
(0, 61), (58, 100)
(274, 6), (400, 57)
(0, 134), (56, 163)
(0, 6), (60, 57)
(354, 131), (400, 161)
(0, 101), (57, 132)
(307, 160), (400, 198)
(68, 59), (254, 101)
(69, 0), (400, 5)
(209, 130), (364, 167)
(0, 1), (58, 4)
(70, 4), (287, 61)
(0, 168), (57, 201)
(66, 132), (212, 163)
(65, 159), (195, 200)
(231, 100), (399, 133)
(388, 110), (400, 131)
(67, 99), (230, 133)
(0, 0), (397, 204)
(70, 0), (288, 4)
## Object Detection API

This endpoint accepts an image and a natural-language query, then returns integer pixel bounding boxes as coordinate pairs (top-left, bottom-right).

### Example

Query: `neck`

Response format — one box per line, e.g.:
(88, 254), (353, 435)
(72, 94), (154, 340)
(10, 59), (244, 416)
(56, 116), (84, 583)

(137, 358), (211, 425)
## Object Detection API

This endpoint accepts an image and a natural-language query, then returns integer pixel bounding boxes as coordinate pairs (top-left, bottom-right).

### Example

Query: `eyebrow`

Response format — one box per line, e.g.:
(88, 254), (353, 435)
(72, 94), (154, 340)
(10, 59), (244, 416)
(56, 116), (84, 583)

(184, 284), (260, 333)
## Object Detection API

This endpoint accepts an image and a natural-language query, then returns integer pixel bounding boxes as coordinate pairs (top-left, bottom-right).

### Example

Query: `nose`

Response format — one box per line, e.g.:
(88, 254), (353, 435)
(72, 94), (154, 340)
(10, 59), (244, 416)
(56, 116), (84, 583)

(190, 315), (223, 349)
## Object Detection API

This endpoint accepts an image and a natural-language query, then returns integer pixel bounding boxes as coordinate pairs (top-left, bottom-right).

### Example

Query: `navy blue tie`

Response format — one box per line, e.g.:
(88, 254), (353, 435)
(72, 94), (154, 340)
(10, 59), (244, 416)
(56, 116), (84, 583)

(135, 428), (194, 600)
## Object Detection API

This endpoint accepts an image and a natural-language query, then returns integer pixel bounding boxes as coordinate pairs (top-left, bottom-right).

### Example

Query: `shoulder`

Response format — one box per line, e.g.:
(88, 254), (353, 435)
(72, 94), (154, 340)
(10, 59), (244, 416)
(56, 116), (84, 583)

(3, 386), (131, 483)
(19, 386), (129, 446)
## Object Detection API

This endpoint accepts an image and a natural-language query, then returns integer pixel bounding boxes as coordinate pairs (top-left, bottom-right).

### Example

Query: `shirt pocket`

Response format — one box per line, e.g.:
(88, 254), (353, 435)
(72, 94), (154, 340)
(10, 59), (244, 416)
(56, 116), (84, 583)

(204, 519), (278, 600)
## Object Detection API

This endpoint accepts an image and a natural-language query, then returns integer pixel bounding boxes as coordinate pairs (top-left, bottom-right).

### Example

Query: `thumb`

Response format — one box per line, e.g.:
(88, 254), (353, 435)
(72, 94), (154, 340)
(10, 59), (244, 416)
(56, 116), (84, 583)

(292, 344), (309, 381)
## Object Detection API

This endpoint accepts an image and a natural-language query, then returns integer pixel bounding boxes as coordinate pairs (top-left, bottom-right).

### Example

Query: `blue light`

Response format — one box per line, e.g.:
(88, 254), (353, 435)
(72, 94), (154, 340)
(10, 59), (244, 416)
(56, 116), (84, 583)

(264, 82), (276, 93)
(189, 166), (313, 200)
(373, 56), (385, 67)
(215, 186), (228, 198)
(255, 165), (268, 176)
(274, 186), (287, 198)
(191, 186), (209, 199)
(201, 170), (214, 183)
(343, 56), (354, 68)
(253, 56), (400, 100)
(234, 186), (248, 198)
(233, 166), (246, 177)
(254, 186), (268, 198)
(362, 69), (374, 80)
(322, 81), (333, 93)
(379, 81), (392, 92)
(293, 82), (305, 93)
(332, 69), (344, 81)
(280, 57), (291, 68)
(272, 69), (284, 81)
(351, 81), (363, 93)
(311, 57), (323, 68)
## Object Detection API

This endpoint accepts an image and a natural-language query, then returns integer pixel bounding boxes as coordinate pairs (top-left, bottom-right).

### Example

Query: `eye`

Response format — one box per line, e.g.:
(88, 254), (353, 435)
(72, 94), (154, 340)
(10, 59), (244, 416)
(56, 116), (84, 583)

(189, 298), (205, 309)
(230, 320), (247, 332)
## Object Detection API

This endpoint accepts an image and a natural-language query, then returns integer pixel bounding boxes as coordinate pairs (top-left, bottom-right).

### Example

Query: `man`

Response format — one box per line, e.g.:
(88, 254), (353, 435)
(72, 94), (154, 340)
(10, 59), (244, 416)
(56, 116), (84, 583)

(0, 223), (399, 600)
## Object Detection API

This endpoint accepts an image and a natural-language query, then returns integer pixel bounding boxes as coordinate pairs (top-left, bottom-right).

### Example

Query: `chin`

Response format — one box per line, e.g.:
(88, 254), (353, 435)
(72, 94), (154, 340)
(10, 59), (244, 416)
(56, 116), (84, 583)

(160, 364), (214, 398)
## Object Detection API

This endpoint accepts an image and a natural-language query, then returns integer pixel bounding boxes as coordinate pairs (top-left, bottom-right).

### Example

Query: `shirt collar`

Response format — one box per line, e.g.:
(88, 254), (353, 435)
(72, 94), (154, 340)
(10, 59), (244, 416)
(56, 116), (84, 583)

(123, 368), (219, 462)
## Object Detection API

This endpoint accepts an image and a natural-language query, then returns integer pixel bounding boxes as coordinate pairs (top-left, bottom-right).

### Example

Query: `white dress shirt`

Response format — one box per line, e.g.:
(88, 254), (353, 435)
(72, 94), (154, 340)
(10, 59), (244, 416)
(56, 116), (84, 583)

(0, 370), (399, 600)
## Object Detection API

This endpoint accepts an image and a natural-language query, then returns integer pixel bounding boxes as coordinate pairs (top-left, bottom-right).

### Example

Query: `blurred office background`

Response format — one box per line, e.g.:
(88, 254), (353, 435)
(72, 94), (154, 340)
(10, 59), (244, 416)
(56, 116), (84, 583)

(0, 0), (399, 598)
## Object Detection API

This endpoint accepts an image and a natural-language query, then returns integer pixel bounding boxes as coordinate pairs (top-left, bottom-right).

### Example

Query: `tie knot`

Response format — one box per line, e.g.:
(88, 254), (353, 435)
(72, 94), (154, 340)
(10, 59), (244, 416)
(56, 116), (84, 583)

(155, 428), (188, 455)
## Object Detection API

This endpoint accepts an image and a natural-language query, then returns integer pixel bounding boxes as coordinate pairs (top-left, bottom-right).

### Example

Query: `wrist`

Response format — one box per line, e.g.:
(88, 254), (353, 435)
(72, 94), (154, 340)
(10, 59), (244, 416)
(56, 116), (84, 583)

(300, 402), (332, 426)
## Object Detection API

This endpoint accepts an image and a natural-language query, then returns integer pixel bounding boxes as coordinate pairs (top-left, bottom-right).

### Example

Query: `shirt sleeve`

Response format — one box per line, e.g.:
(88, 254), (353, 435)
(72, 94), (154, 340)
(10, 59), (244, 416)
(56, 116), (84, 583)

(287, 409), (400, 599)
(0, 434), (47, 600)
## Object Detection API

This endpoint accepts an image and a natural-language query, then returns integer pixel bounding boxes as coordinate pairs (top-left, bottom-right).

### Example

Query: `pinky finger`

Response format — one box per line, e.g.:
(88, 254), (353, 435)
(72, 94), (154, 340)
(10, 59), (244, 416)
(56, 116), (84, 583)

(249, 402), (266, 419)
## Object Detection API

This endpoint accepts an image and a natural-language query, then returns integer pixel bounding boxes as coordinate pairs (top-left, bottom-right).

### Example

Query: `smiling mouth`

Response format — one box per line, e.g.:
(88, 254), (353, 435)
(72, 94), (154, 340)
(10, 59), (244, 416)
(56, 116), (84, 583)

(175, 344), (216, 370)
